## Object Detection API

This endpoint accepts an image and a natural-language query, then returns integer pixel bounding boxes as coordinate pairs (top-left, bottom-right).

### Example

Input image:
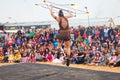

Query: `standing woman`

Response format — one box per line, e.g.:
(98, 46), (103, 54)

(49, 5), (73, 66)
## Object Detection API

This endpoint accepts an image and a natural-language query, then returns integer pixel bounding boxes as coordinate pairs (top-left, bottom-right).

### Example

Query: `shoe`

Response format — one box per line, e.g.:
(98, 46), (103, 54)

(66, 59), (70, 67)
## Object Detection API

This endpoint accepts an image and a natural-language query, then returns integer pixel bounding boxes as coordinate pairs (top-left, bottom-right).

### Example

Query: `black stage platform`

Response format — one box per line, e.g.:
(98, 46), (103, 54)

(0, 63), (120, 80)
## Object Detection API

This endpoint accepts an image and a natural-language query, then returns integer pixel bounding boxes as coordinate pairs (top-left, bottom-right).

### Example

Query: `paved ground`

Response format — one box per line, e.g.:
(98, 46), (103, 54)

(0, 63), (120, 80)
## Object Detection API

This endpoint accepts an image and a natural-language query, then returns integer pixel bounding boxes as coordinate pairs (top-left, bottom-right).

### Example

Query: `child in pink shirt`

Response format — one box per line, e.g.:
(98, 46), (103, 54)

(28, 50), (36, 63)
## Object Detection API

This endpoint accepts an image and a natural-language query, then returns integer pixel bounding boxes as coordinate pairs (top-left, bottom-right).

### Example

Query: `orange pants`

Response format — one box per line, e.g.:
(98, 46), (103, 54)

(58, 40), (70, 58)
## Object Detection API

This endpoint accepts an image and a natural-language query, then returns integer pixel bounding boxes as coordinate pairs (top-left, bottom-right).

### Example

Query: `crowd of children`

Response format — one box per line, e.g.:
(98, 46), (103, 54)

(0, 24), (120, 67)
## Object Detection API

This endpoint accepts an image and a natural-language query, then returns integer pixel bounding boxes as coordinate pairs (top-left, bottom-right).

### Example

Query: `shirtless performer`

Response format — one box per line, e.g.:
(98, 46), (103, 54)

(49, 5), (73, 66)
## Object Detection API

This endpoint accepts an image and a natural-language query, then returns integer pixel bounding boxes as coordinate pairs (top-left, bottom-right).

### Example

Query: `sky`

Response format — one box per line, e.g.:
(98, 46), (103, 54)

(0, 0), (120, 25)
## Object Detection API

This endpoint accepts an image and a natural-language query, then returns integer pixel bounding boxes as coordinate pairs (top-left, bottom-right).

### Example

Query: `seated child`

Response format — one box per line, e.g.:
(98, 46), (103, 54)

(28, 50), (36, 63)
(21, 51), (28, 63)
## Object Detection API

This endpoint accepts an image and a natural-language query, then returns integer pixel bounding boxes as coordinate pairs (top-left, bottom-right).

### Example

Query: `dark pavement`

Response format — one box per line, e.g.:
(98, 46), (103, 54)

(0, 63), (120, 80)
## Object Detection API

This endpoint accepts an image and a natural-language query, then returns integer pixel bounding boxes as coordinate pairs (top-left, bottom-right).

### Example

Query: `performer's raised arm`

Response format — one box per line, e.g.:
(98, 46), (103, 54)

(49, 5), (59, 22)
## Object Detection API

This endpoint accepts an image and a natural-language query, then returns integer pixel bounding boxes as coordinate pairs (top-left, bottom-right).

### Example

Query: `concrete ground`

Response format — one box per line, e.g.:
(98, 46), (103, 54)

(0, 63), (120, 80)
